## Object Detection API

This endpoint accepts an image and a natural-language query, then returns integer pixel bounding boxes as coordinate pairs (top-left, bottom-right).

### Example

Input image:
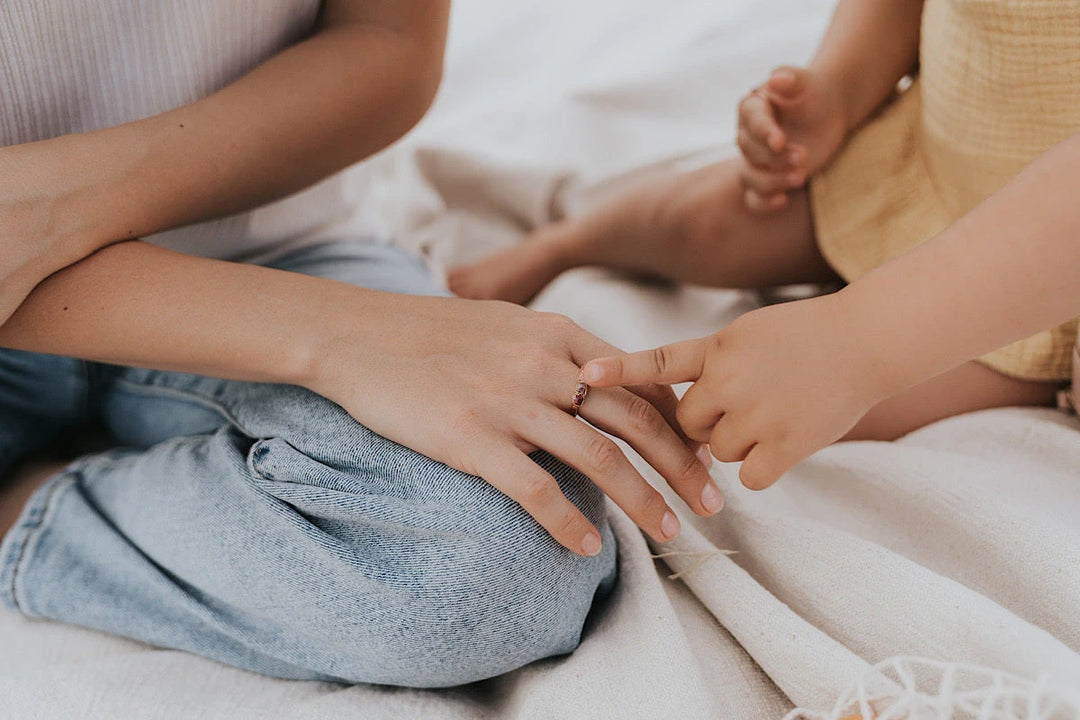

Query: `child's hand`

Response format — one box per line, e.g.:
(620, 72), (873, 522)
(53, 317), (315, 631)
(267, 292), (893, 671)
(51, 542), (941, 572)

(582, 293), (887, 490)
(736, 66), (849, 214)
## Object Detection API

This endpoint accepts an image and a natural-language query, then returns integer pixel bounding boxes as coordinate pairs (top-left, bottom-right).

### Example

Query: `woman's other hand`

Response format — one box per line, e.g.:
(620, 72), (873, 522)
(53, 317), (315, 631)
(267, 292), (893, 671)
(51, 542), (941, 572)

(0, 142), (108, 327)
(0, 0), (448, 329)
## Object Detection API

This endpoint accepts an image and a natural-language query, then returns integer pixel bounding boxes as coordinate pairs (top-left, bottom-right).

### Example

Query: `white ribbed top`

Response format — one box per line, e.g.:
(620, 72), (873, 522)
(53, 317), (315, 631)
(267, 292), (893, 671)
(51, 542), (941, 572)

(0, 0), (351, 261)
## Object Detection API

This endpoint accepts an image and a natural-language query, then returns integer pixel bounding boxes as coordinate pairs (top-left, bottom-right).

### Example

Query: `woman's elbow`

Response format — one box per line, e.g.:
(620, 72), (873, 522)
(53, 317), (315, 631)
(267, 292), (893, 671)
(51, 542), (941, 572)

(348, 42), (443, 155)
(398, 44), (444, 131)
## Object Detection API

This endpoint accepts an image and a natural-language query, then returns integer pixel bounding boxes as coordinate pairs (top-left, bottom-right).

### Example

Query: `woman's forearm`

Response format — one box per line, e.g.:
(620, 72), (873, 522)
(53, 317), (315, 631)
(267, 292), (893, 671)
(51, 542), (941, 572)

(809, 0), (923, 132)
(842, 132), (1080, 395)
(2, 0), (448, 303)
(0, 242), (376, 387)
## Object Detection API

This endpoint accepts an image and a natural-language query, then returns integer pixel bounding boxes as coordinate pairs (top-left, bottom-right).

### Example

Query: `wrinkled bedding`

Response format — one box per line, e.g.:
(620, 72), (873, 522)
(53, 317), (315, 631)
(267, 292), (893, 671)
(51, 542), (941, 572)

(3, 0), (1079, 717)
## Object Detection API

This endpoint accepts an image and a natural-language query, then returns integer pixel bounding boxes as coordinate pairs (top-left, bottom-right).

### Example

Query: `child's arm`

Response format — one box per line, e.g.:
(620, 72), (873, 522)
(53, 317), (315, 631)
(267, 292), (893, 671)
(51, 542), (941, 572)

(583, 130), (1080, 489)
(738, 0), (924, 211)
(0, 0), (447, 326)
(810, 0), (924, 132)
(836, 131), (1080, 397)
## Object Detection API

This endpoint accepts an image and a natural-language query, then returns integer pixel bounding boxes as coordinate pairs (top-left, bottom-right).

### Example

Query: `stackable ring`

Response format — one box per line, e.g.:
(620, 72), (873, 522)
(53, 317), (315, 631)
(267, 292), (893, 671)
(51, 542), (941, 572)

(570, 373), (589, 417)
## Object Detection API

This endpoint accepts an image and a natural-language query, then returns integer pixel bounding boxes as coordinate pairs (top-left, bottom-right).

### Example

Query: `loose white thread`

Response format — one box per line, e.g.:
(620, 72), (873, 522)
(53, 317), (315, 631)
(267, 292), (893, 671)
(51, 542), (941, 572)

(649, 549), (736, 580)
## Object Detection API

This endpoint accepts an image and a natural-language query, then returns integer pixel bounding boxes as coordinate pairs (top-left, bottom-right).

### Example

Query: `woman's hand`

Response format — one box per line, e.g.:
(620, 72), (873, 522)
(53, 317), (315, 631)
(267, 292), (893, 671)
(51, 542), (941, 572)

(0, 240), (719, 557)
(306, 295), (723, 556)
(580, 293), (890, 491)
(736, 66), (849, 213)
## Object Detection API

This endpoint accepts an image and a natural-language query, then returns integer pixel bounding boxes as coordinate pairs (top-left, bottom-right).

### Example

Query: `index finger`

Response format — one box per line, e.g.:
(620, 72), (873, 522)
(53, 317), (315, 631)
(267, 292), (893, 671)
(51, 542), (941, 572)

(568, 333), (706, 457)
(582, 338), (708, 388)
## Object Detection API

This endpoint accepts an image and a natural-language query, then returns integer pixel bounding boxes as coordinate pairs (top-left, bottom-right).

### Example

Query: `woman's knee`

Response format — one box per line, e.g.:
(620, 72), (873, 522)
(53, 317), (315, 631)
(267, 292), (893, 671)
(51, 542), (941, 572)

(337, 519), (617, 687)
(248, 437), (618, 686)
(256, 509), (618, 687)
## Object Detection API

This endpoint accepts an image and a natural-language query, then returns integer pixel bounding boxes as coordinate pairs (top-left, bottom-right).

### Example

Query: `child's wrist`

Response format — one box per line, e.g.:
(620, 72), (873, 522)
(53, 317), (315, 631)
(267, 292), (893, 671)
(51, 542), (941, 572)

(806, 64), (856, 136)
(827, 285), (920, 404)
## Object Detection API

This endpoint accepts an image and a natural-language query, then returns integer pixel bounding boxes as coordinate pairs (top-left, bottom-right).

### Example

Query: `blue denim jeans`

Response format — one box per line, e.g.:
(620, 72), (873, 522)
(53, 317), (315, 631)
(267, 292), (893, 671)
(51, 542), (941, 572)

(0, 241), (616, 687)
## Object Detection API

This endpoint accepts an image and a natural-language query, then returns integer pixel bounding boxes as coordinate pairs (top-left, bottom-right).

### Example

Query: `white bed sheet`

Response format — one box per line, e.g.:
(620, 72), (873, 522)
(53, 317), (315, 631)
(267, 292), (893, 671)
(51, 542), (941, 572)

(3, 1), (1080, 717)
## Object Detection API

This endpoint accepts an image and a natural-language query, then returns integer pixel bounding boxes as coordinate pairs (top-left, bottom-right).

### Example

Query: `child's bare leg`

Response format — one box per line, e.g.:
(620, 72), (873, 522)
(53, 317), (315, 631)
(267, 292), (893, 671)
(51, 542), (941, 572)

(844, 361), (1061, 441)
(448, 159), (839, 304)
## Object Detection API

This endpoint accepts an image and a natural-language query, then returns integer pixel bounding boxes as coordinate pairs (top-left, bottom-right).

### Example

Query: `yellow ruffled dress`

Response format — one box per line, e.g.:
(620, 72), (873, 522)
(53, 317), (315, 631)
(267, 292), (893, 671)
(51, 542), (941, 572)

(810, 0), (1080, 381)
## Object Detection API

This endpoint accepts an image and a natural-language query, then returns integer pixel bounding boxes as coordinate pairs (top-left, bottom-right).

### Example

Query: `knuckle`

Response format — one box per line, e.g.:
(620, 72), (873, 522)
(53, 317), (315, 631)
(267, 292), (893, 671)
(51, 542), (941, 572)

(646, 386), (678, 417)
(520, 472), (558, 505)
(638, 490), (668, 522)
(584, 434), (623, 475)
(626, 395), (661, 434)
(504, 351), (545, 380)
(557, 510), (583, 540)
(538, 312), (577, 335)
(676, 450), (702, 485)
(772, 422), (798, 447)
(712, 443), (744, 464)
(651, 346), (674, 377)
(674, 402), (695, 433)
(631, 382), (661, 403)
(452, 405), (490, 436)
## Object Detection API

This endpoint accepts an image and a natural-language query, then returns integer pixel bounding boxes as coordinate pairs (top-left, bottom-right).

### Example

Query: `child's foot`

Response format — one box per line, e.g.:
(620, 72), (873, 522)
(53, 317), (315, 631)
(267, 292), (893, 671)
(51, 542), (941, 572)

(450, 158), (833, 303)
(449, 172), (689, 305)
(447, 223), (580, 305)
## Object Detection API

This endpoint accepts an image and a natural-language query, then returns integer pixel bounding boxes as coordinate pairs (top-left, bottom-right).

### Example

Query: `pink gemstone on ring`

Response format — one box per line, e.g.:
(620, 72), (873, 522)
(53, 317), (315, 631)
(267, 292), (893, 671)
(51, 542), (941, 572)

(571, 374), (589, 416)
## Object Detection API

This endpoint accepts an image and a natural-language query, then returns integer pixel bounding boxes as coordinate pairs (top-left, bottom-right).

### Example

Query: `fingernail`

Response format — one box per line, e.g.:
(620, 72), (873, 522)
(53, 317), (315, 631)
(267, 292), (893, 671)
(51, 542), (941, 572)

(582, 364), (603, 384)
(660, 510), (681, 541)
(696, 444), (714, 468)
(581, 532), (602, 556)
(701, 483), (724, 514)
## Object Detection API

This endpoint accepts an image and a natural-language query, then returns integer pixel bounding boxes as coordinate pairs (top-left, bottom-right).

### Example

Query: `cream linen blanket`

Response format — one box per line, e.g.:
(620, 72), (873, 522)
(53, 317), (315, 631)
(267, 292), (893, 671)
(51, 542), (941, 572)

(2, 0), (1079, 717)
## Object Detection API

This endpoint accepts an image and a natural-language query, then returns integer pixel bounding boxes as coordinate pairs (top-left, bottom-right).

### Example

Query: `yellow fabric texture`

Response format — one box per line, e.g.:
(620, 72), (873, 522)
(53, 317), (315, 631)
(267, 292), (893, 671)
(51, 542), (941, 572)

(810, 0), (1080, 381)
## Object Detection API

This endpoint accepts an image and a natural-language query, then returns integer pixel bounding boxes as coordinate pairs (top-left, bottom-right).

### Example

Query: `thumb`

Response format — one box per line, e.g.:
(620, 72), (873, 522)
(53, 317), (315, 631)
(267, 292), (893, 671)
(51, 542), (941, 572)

(766, 66), (808, 101)
(583, 338), (708, 388)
